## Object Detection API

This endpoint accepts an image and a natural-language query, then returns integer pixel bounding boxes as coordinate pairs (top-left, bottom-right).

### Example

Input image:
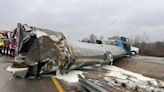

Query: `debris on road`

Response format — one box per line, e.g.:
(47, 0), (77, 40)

(103, 65), (164, 92)
(81, 65), (164, 92)
(78, 74), (108, 92)
(6, 65), (28, 78)
(56, 70), (84, 83)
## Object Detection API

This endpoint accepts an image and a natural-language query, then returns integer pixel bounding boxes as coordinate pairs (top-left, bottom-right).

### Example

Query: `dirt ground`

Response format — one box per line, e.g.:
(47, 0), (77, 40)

(81, 55), (164, 92)
(114, 55), (164, 81)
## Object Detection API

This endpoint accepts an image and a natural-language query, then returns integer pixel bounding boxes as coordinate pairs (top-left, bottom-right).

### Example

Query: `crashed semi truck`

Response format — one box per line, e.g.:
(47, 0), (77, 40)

(6, 23), (126, 78)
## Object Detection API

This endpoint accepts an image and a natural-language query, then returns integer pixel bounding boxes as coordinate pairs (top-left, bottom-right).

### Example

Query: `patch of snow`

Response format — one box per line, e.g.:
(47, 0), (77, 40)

(103, 65), (164, 92)
(55, 70), (84, 83)
(82, 64), (101, 69)
(104, 65), (157, 81)
(6, 65), (28, 73)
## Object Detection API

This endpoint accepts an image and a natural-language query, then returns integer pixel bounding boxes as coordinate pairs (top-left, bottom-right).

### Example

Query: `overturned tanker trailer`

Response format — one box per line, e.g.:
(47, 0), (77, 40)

(6, 23), (126, 78)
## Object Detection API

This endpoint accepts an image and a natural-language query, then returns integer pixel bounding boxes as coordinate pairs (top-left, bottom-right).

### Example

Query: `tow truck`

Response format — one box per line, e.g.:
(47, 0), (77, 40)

(0, 31), (15, 56)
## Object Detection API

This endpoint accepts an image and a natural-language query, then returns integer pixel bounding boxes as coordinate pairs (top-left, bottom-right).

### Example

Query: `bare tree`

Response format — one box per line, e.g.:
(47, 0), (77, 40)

(129, 37), (134, 45)
(131, 32), (150, 55)
(81, 34), (98, 43)
(99, 35), (104, 40)
(133, 32), (150, 47)
(81, 37), (89, 42)
(89, 34), (97, 43)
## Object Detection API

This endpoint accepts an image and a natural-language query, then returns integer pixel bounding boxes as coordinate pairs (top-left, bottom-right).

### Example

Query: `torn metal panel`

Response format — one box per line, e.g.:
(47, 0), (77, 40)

(25, 36), (60, 66)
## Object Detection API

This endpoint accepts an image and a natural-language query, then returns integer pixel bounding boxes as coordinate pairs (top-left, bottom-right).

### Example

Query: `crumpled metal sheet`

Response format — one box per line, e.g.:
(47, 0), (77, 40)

(24, 36), (60, 66)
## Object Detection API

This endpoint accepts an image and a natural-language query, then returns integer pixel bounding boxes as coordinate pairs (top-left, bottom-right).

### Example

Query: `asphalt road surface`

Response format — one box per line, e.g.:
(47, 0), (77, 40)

(0, 56), (58, 92)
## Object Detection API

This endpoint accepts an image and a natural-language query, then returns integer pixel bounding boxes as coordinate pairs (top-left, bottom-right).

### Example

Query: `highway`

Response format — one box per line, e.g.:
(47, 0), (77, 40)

(0, 56), (61, 92)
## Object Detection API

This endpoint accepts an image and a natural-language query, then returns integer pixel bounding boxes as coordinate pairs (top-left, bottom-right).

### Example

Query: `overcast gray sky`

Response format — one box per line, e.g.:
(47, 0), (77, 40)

(0, 0), (164, 42)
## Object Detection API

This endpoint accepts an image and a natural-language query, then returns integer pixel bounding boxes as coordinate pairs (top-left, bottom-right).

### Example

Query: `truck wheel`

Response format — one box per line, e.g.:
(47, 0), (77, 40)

(1, 47), (5, 55)
(12, 50), (15, 57)
(131, 51), (136, 56)
(26, 65), (38, 78)
(5, 47), (8, 55)
(0, 47), (1, 53)
(8, 49), (11, 56)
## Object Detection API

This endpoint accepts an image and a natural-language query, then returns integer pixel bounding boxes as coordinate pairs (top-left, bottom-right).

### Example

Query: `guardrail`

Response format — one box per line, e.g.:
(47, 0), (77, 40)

(78, 75), (108, 92)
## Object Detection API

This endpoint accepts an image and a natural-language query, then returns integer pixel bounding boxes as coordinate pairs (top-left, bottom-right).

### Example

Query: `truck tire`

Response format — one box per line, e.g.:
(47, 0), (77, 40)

(131, 51), (137, 56)
(8, 49), (11, 56)
(10, 50), (14, 57)
(1, 47), (5, 55)
(5, 47), (8, 55)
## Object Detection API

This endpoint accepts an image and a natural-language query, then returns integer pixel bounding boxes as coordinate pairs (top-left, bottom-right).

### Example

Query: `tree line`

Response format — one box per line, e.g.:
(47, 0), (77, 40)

(81, 33), (164, 57)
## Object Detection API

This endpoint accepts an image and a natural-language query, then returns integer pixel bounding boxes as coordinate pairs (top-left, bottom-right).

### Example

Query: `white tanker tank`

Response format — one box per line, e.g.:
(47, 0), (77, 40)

(6, 23), (126, 78)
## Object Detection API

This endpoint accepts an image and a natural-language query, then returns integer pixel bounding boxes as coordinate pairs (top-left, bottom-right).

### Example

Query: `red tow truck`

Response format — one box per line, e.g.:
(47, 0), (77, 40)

(0, 31), (16, 56)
